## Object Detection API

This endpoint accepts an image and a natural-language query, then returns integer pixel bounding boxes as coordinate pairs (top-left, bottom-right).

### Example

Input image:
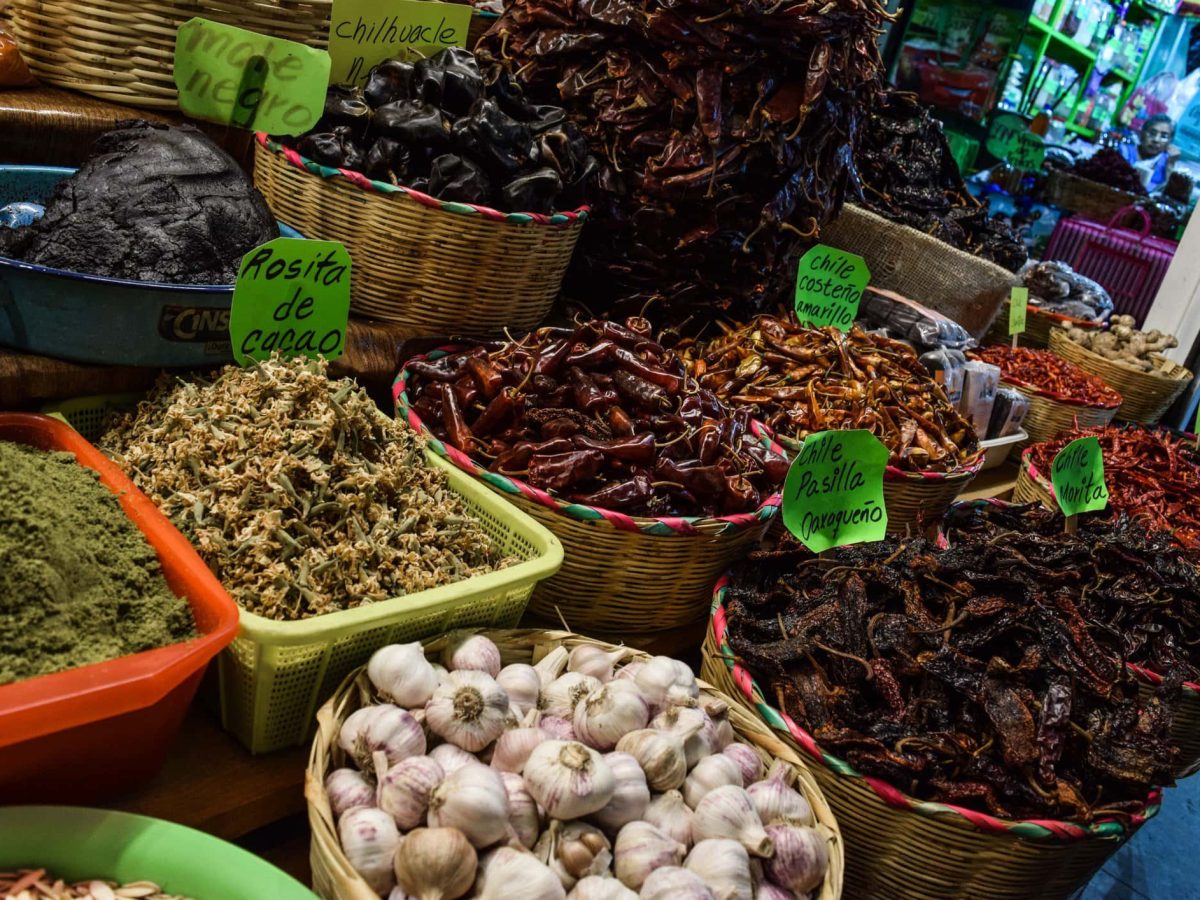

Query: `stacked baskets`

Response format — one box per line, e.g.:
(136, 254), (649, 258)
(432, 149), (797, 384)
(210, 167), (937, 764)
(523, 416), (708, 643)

(1049, 328), (1192, 425)
(703, 578), (1159, 900)
(986, 300), (1104, 349)
(1044, 170), (1141, 224)
(253, 135), (587, 338)
(992, 370), (1121, 449)
(306, 629), (845, 900)
(394, 360), (780, 642)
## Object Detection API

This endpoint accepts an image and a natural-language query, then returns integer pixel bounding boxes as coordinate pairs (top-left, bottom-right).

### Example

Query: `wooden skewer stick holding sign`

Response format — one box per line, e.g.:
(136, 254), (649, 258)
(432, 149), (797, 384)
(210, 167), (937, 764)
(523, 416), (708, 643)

(1049, 436), (1109, 535)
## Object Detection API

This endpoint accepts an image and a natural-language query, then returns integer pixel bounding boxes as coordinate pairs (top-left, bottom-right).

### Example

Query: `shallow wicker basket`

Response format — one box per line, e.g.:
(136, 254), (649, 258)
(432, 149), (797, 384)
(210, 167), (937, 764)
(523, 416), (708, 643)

(254, 135), (587, 338)
(1132, 669), (1200, 779)
(704, 583), (1159, 900)
(1013, 450), (1056, 508)
(1044, 170), (1141, 223)
(1048, 329), (1192, 425)
(10, 0), (332, 109)
(394, 363), (778, 641)
(1001, 376), (1120, 449)
(307, 628), (845, 900)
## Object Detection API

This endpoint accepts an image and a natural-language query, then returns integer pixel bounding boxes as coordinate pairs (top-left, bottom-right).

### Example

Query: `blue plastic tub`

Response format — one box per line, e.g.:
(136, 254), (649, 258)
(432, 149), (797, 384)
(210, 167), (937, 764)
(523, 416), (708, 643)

(0, 165), (299, 367)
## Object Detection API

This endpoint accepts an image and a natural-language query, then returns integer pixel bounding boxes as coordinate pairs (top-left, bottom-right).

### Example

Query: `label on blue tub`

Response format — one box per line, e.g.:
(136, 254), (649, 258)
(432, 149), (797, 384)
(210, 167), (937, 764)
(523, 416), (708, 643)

(158, 306), (232, 344)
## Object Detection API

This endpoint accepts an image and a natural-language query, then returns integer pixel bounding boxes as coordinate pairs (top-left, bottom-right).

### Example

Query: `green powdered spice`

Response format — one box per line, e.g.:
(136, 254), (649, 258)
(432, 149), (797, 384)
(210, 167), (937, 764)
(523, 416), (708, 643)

(0, 441), (196, 686)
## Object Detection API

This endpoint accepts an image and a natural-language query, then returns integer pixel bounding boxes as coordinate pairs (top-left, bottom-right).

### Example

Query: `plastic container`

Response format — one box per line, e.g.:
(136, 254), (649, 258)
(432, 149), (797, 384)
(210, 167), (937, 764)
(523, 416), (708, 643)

(0, 806), (315, 898)
(977, 428), (1028, 471)
(0, 413), (240, 803)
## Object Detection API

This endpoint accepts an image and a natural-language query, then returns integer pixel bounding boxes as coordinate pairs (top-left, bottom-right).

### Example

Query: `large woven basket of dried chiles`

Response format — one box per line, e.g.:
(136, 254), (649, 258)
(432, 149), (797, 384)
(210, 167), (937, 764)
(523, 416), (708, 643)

(703, 501), (1179, 900)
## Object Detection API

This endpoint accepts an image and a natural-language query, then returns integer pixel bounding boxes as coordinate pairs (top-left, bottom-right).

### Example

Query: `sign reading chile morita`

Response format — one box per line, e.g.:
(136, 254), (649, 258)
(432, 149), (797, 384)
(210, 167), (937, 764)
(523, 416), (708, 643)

(794, 245), (870, 331)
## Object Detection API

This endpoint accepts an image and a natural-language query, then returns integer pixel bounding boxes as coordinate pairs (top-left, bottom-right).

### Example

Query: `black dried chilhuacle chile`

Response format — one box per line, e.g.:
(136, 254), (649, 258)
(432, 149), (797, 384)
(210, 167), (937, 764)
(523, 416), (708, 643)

(428, 154), (492, 205)
(502, 167), (562, 214)
(363, 59), (415, 108)
(412, 55), (447, 106)
(364, 137), (407, 183)
(372, 100), (451, 149)
(296, 127), (364, 170)
(318, 84), (371, 138)
(438, 47), (485, 117)
(459, 99), (533, 176)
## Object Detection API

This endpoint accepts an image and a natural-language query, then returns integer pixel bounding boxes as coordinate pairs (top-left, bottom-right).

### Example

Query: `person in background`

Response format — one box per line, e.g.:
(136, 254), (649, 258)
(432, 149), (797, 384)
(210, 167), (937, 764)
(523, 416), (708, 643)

(1120, 114), (1179, 191)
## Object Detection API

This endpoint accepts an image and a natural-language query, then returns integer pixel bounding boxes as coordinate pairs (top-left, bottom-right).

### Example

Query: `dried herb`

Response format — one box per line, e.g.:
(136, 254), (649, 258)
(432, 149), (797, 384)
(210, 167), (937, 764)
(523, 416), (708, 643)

(102, 357), (508, 621)
(677, 317), (979, 472)
(724, 505), (1179, 821)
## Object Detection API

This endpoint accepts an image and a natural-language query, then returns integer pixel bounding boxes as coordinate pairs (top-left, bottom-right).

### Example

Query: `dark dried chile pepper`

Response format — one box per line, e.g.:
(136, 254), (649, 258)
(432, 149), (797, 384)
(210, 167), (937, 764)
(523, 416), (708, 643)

(471, 390), (515, 437)
(613, 348), (684, 393)
(566, 340), (617, 368)
(439, 383), (474, 451)
(528, 449), (606, 491)
(573, 476), (654, 509)
(612, 369), (668, 408)
(573, 433), (655, 465)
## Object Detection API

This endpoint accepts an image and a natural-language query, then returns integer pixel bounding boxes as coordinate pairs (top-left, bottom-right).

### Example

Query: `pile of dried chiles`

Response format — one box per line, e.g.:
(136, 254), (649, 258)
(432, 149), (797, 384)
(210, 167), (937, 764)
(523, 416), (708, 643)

(1071, 148), (1147, 196)
(853, 92), (1027, 272)
(403, 318), (790, 517)
(973, 345), (1122, 408)
(724, 503), (1185, 821)
(287, 48), (594, 213)
(676, 317), (979, 473)
(1029, 424), (1200, 549)
(477, 0), (889, 323)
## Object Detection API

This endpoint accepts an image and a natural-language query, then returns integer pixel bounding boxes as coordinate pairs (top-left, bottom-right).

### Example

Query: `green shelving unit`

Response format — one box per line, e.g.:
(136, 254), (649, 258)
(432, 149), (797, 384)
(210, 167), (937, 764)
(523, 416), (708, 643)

(1015, 0), (1163, 137)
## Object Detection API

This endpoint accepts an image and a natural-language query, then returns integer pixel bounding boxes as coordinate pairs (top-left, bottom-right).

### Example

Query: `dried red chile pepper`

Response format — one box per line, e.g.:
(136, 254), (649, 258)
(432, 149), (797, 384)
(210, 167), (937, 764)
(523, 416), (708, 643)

(475, 0), (888, 324)
(973, 345), (1122, 408)
(405, 320), (788, 517)
(724, 506), (1180, 822)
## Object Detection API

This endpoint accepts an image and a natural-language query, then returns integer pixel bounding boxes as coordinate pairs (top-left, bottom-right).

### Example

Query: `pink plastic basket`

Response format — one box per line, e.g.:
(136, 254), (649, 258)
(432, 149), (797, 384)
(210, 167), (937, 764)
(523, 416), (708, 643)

(1043, 207), (1177, 326)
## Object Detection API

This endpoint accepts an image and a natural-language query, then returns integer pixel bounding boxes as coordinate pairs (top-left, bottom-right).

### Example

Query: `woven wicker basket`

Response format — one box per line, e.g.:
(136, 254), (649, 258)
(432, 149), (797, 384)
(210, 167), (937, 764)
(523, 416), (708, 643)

(394, 364), (778, 641)
(1044, 170), (1142, 223)
(254, 135), (586, 338)
(704, 584), (1159, 900)
(10, 0), (332, 109)
(1133, 671), (1200, 779)
(987, 301), (1104, 349)
(1004, 379), (1120, 450)
(1048, 329), (1192, 425)
(1013, 451), (1056, 508)
(307, 628), (845, 900)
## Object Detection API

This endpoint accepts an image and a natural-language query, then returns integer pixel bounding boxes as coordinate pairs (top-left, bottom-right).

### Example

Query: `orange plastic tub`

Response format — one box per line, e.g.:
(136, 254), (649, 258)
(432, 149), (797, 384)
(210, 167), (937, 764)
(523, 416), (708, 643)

(0, 413), (240, 803)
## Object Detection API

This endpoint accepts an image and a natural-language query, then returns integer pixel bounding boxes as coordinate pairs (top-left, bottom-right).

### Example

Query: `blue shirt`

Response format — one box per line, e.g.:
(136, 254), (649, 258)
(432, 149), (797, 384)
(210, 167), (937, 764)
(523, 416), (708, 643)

(1119, 141), (1169, 191)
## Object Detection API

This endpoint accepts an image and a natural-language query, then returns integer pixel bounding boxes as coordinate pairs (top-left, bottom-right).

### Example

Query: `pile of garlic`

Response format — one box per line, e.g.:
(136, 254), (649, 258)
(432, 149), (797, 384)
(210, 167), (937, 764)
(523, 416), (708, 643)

(326, 634), (830, 900)
(1063, 315), (1180, 373)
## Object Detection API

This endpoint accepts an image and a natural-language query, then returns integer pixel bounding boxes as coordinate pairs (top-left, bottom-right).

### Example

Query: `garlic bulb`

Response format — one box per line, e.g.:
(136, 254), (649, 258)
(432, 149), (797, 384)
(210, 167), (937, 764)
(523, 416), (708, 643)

(368, 643), (439, 708)
(534, 646), (570, 689)
(387, 887), (413, 900)
(693, 786), (773, 858)
(441, 632), (502, 677)
(722, 744), (764, 787)
(393, 827), (476, 900)
(574, 682), (650, 751)
(567, 645), (626, 682)
(339, 705), (427, 770)
(497, 663), (542, 715)
(612, 821), (686, 890)
(338, 806), (400, 895)
(326, 768), (375, 819)
(475, 847), (567, 900)
(683, 753), (744, 809)
(491, 726), (548, 774)
(754, 884), (793, 900)
(763, 824), (828, 894)
(377, 755), (444, 830)
(432, 662), (450, 683)
(640, 867), (716, 900)
(612, 660), (644, 683)
(589, 751), (649, 833)
(427, 762), (510, 848)
(540, 715), (577, 741)
(643, 790), (693, 846)
(651, 705), (715, 768)
(426, 670), (510, 752)
(747, 767), (813, 827)
(500, 771), (542, 849)
(535, 820), (613, 889)
(524, 740), (616, 819)
(685, 839), (753, 900)
(634, 656), (699, 710)
(429, 741), (475, 776)
(541, 672), (602, 719)
(706, 699), (735, 751)
(565, 876), (637, 900)
(614, 729), (688, 792)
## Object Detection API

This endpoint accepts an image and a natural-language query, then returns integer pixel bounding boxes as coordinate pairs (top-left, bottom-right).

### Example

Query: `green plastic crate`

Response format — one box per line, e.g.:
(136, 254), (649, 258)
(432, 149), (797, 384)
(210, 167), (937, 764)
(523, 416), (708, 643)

(42, 393), (145, 442)
(42, 394), (565, 753)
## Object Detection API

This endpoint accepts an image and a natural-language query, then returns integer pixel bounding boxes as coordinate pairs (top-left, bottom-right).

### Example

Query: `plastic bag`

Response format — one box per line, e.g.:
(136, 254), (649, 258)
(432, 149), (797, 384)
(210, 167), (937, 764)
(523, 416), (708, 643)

(986, 387), (1030, 440)
(1019, 260), (1113, 322)
(859, 287), (976, 351)
(0, 18), (34, 87)
(919, 348), (967, 406)
(958, 361), (1001, 437)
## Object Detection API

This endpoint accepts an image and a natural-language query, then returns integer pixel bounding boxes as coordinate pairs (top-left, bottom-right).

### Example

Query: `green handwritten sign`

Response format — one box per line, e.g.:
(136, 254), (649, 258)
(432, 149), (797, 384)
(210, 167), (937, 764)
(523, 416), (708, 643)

(782, 430), (888, 553)
(1050, 436), (1109, 517)
(794, 246), (870, 332)
(328, 0), (472, 86)
(1009, 286), (1029, 336)
(229, 238), (351, 365)
(986, 113), (1046, 171)
(175, 18), (330, 135)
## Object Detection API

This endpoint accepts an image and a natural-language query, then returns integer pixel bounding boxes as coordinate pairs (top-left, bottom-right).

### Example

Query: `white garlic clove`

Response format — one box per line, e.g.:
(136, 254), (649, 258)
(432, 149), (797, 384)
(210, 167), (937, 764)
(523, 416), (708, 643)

(427, 762), (511, 848)
(491, 726), (548, 774)
(535, 820), (613, 889)
(541, 672), (602, 719)
(498, 663), (543, 715)
(614, 729), (688, 792)
(611, 659), (644, 683)
(393, 827), (476, 900)
(565, 875), (637, 900)
(540, 715), (577, 741)
(649, 705), (711, 768)
(534, 646), (571, 689)
(692, 785), (773, 858)
(589, 751), (650, 834)
(426, 669), (510, 752)
(524, 740), (616, 820)
(573, 682), (650, 752)
(500, 771), (543, 849)
(566, 644), (627, 682)
(612, 820), (686, 890)
(475, 847), (567, 900)
(339, 704), (427, 770)
(746, 766), (813, 828)
(441, 632), (502, 677)
(325, 767), (376, 820)
(429, 741), (476, 777)
(368, 642), (439, 708)
(685, 838), (754, 900)
(753, 883), (794, 900)
(338, 806), (400, 896)
(643, 790), (693, 847)
(377, 755), (444, 831)
(634, 656), (699, 711)
(763, 824), (828, 894)
(640, 866), (716, 900)
(683, 753), (744, 809)
(722, 743), (764, 786)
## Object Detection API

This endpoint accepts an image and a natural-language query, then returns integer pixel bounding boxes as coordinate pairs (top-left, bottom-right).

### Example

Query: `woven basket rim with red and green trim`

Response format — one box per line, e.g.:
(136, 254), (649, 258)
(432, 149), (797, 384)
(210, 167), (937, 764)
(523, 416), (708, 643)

(393, 351), (783, 537)
(255, 132), (589, 227)
(710, 574), (1162, 841)
(773, 428), (984, 484)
